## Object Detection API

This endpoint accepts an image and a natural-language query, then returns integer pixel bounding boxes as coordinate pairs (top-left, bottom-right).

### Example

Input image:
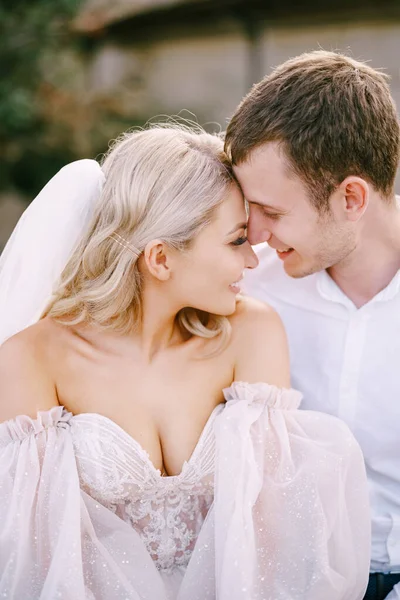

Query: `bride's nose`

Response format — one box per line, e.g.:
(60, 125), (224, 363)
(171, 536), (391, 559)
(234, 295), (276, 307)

(244, 243), (259, 270)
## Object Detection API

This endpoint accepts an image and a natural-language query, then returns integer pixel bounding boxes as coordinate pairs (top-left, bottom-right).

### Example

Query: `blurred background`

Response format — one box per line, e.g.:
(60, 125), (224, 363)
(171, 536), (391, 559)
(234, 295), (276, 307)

(1, 0), (400, 250)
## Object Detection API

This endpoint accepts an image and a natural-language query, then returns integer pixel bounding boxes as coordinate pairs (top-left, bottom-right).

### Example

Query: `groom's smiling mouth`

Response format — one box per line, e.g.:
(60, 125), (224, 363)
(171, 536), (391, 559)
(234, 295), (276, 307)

(275, 247), (294, 260)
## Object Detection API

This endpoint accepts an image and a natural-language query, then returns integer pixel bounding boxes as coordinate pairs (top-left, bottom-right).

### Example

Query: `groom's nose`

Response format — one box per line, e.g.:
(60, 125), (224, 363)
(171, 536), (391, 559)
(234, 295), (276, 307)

(247, 208), (272, 245)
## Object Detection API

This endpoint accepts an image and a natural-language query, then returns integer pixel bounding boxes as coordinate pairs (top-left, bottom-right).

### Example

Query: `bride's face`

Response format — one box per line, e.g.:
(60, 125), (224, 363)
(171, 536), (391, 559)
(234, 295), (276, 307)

(171, 184), (259, 316)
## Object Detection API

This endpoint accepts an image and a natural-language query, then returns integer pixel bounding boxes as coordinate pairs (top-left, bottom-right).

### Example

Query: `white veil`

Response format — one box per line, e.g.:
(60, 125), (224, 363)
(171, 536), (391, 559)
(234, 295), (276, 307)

(0, 159), (105, 345)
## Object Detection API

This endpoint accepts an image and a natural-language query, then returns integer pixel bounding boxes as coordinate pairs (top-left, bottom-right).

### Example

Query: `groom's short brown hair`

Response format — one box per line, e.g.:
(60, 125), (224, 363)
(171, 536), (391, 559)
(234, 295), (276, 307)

(225, 50), (400, 212)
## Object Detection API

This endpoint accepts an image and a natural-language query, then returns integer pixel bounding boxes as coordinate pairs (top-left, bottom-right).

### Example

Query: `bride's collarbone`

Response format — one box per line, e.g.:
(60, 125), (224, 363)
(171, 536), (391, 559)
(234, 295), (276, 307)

(46, 320), (233, 475)
(52, 324), (233, 414)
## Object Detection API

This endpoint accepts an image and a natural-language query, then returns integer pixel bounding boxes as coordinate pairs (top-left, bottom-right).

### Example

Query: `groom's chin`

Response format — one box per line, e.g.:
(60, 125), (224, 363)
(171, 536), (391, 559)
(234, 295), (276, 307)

(283, 256), (321, 279)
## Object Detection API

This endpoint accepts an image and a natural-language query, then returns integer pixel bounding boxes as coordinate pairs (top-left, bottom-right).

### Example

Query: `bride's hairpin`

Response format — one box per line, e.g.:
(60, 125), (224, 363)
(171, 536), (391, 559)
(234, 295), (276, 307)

(108, 232), (141, 258)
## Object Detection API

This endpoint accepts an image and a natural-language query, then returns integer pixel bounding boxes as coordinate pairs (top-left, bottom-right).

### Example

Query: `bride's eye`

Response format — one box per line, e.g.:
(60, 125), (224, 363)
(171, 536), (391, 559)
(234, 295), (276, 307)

(231, 236), (248, 246)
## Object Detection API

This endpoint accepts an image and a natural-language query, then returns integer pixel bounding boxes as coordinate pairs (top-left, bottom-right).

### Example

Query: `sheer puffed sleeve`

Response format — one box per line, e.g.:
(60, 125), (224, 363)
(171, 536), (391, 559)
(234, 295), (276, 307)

(180, 382), (370, 600)
(0, 407), (167, 600)
(214, 382), (370, 600)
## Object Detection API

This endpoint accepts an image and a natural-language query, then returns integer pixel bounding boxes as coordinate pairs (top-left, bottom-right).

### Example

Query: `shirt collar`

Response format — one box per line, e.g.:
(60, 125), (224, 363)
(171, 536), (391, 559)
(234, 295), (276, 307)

(316, 269), (400, 308)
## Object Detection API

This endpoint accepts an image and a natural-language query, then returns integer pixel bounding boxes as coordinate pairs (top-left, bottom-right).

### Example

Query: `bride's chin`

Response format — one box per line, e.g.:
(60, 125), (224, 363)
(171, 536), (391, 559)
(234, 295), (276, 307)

(210, 302), (237, 317)
(190, 292), (238, 317)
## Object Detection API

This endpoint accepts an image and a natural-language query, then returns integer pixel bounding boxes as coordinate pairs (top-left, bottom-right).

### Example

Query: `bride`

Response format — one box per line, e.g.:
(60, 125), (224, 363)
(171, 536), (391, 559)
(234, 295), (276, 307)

(0, 124), (370, 599)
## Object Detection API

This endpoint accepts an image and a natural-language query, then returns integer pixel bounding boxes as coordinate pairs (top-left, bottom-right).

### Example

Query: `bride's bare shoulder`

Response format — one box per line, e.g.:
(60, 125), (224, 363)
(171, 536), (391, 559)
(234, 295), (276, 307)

(228, 295), (290, 387)
(0, 317), (66, 358)
(0, 319), (61, 422)
(228, 294), (282, 332)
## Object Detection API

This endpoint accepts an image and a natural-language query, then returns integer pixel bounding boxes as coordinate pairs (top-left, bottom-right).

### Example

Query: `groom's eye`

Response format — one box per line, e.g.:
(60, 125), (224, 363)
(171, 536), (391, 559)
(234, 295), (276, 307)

(262, 210), (281, 220)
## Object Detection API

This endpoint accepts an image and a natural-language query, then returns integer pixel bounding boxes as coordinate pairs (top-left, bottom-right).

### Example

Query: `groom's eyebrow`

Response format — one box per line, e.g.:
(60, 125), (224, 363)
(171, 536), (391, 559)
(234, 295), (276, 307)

(227, 222), (247, 234)
(246, 198), (286, 213)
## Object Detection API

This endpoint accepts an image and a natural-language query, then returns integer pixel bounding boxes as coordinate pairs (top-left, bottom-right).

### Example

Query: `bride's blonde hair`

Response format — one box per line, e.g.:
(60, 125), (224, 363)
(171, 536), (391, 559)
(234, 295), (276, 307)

(44, 123), (236, 343)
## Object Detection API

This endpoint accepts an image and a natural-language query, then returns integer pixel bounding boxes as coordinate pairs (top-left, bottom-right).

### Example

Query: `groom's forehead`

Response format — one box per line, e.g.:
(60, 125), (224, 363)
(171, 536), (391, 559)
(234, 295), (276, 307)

(234, 170), (294, 210)
(233, 147), (291, 188)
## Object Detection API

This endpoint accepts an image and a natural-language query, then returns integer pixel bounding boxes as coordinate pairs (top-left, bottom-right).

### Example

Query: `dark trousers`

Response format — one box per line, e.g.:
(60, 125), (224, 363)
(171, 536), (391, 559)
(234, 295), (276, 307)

(364, 573), (400, 600)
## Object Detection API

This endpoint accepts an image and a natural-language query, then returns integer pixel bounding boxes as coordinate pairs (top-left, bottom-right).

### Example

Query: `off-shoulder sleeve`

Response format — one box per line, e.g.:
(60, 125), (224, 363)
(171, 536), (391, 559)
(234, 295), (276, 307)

(211, 381), (370, 600)
(0, 408), (167, 600)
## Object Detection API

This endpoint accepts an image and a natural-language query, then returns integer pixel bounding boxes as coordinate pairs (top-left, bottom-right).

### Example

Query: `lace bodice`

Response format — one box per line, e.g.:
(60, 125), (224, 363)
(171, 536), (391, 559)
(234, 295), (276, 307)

(69, 405), (223, 572)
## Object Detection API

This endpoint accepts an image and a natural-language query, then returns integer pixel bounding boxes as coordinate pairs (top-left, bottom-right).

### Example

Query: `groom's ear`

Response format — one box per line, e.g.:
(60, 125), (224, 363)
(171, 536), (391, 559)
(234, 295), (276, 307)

(143, 240), (172, 281)
(338, 176), (369, 222)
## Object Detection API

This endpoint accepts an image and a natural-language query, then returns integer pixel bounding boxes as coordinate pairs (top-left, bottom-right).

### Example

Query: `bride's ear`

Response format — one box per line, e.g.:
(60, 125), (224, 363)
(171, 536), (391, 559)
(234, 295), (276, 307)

(143, 240), (172, 281)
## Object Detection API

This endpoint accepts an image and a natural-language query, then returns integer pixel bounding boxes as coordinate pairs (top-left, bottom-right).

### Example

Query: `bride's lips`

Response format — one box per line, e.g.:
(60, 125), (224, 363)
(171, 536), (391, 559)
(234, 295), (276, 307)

(229, 277), (243, 294)
(229, 283), (241, 293)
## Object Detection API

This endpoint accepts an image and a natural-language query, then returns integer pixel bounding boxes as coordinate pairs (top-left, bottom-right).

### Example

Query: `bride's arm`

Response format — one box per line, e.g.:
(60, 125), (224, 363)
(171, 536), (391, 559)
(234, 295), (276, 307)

(0, 327), (167, 600)
(218, 296), (371, 600)
(0, 329), (91, 599)
(0, 326), (59, 422)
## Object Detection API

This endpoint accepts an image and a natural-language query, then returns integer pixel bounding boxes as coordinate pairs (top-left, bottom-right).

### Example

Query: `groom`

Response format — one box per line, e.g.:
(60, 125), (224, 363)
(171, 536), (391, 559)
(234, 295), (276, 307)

(225, 50), (400, 600)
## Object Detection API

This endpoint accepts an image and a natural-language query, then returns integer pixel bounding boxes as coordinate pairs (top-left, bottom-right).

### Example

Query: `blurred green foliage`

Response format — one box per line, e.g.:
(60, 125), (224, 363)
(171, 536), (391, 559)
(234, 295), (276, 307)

(0, 0), (81, 195)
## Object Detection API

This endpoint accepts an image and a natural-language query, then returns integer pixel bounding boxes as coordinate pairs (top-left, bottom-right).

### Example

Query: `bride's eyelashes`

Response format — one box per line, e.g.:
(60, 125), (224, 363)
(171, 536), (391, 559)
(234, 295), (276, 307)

(231, 235), (248, 246)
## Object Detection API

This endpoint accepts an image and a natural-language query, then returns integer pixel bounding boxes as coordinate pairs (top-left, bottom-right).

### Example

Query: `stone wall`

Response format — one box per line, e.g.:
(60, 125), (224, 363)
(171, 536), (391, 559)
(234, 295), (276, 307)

(81, 17), (400, 129)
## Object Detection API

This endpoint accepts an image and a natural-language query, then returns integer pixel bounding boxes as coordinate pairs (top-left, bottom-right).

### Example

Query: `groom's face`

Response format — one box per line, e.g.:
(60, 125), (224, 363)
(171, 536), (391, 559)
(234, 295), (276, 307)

(233, 143), (355, 278)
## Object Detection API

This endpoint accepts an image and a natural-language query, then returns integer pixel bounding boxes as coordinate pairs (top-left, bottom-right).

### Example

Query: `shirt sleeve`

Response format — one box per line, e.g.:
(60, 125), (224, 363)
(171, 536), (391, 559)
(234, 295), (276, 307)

(211, 381), (371, 600)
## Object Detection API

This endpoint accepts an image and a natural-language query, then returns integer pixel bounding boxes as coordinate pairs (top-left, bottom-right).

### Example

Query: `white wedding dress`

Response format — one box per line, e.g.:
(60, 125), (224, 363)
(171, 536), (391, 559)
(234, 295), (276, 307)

(0, 381), (370, 600)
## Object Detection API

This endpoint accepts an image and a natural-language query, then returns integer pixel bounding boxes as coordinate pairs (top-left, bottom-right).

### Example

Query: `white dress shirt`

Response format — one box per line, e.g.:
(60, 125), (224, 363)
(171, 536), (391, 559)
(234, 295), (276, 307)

(244, 244), (400, 583)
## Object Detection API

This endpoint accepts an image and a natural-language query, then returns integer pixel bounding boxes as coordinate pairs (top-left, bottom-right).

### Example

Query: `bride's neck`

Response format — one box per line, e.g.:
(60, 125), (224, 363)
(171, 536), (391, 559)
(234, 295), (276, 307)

(135, 285), (186, 361)
(67, 287), (185, 362)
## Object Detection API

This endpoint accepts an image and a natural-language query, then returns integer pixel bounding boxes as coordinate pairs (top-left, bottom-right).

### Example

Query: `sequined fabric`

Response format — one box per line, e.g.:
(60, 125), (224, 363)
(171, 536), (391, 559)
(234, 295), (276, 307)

(0, 382), (371, 600)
